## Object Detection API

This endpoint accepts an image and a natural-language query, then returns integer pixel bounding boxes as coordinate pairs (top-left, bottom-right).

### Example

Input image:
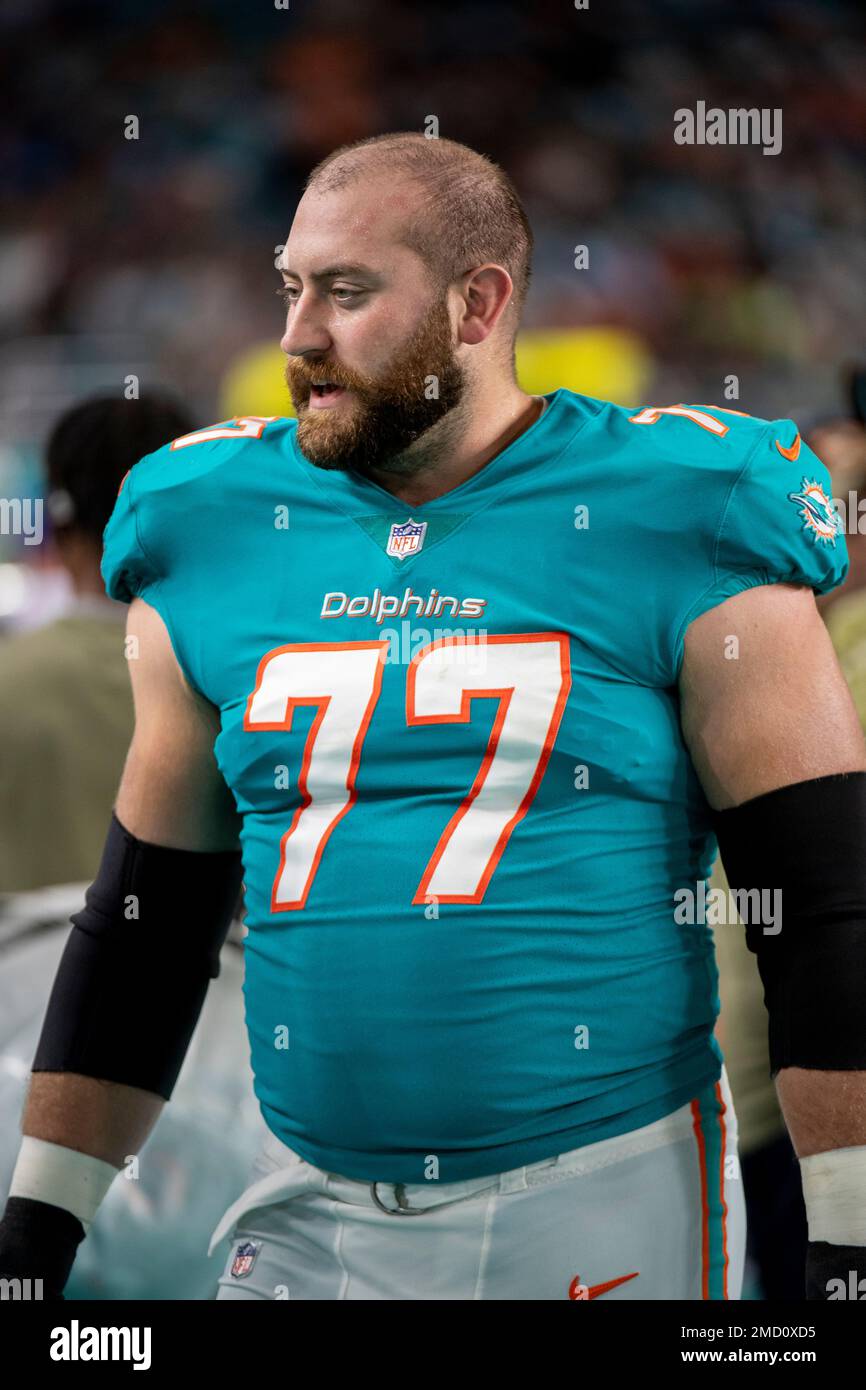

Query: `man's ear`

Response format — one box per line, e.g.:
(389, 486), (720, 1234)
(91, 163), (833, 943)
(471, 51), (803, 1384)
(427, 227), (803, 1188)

(456, 264), (515, 348)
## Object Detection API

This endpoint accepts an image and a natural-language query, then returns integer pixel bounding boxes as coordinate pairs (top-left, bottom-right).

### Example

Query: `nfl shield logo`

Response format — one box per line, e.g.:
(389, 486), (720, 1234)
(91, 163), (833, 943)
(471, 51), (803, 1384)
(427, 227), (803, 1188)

(231, 1240), (261, 1278)
(386, 517), (427, 560)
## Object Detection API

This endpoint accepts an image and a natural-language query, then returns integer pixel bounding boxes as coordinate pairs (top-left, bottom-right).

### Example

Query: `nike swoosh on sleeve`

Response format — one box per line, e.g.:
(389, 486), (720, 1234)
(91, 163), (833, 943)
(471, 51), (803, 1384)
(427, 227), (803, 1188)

(775, 433), (801, 462)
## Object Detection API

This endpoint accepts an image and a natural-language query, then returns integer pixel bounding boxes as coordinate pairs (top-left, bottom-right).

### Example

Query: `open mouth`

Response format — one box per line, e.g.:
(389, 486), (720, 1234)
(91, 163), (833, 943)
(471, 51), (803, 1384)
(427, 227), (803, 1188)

(308, 381), (348, 409)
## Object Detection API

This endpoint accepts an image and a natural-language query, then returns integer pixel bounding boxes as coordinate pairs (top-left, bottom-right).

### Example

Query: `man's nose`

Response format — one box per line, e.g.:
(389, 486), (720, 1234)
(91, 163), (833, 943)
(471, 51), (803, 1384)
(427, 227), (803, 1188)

(280, 292), (333, 358)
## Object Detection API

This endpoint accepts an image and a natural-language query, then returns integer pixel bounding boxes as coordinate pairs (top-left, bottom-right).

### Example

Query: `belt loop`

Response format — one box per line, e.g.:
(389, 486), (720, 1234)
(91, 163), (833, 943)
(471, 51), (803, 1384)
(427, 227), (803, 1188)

(498, 1165), (529, 1194)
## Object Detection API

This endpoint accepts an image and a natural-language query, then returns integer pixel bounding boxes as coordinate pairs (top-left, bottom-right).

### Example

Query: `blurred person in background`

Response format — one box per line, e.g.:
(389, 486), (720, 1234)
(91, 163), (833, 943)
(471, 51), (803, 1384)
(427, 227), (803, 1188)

(814, 405), (866, 715)
(0, 393), (194, 892)
(711, 391), (866, 1299)
(712, 899), (809, 1299)
(0, 397), (266, 1303)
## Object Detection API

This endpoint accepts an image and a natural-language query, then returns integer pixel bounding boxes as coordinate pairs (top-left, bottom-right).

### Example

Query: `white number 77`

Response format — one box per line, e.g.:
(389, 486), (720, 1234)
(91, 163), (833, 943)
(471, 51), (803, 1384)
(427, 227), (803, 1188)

(244, 633), (571, 911)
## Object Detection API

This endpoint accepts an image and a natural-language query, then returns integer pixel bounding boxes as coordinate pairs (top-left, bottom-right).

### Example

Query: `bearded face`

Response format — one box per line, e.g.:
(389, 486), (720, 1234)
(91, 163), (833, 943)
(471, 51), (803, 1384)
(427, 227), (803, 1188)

(285, 293), (466, 477)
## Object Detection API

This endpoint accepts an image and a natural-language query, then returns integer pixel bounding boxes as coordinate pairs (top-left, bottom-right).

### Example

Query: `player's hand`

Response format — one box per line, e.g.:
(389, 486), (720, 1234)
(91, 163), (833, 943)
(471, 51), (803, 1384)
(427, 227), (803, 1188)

(0, 1196), (86, 1301)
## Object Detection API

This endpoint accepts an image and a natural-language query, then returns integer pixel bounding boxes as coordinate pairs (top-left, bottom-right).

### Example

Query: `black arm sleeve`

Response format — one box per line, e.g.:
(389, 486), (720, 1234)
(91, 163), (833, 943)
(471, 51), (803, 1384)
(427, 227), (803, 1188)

(32, 812), (243, 1100)
(712, 771), (866, 1076)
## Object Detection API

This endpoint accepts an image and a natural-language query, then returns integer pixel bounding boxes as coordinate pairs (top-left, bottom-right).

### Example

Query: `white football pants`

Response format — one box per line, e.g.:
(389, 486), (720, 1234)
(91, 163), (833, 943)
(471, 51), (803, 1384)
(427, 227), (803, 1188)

(211, 1067), (745, 1300)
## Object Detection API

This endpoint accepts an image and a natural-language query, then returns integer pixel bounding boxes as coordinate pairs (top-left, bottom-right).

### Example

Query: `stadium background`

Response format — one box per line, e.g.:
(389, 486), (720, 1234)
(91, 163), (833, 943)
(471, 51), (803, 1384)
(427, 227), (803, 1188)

(3, 0), (864, 600)
(1, 0), (865, 1300)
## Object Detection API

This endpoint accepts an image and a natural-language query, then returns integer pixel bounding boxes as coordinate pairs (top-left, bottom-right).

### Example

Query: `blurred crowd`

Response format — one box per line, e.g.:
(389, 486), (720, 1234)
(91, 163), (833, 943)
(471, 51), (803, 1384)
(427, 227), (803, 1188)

(2, 0), (865, 452)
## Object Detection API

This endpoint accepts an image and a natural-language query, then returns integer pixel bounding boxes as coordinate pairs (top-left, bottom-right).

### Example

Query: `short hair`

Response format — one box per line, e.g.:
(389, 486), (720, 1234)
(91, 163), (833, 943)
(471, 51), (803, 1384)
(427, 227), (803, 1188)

(46, 392), (195, 545)
(304, 133), (534, 322)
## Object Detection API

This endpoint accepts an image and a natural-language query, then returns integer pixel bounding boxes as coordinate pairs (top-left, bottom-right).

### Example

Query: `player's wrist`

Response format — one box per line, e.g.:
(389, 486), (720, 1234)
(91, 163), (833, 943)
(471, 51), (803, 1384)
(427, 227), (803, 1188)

(801, 1145), (866, 1299)
(10, 1135), (119, 1232)
(800, 1144), (866, 1244)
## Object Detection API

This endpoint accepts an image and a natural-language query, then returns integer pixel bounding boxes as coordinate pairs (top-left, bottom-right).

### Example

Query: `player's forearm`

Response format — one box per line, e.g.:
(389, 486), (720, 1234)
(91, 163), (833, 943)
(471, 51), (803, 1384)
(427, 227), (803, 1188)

(776, 1067), (866, 1158)
(0, 1073), (163, 1299)
(0, 805), (240, 1298)
(777, 1068), (866, 1293)
(22, 1072), (164, 1171)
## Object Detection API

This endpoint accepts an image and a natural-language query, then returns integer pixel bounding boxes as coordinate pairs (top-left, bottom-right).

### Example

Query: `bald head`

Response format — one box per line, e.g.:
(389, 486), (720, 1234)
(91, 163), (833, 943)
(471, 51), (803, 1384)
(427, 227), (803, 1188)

(304, 133), (534, 321)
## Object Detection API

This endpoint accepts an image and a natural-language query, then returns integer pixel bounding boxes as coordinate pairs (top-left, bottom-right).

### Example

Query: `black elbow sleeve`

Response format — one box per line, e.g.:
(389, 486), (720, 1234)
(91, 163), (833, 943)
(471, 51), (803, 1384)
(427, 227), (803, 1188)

(32, 812), (243, 1100)
(712, 771), (866, 1076)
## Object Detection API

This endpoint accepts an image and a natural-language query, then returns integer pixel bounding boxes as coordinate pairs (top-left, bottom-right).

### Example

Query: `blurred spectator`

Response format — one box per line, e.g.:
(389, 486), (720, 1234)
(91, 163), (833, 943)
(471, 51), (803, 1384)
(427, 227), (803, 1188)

(0, 392), (194, 891)
(813, 418), (866, 723)
(813, 417), (866, 595)
(712, 877), (808, 1300)
(1, 0), (864, 429)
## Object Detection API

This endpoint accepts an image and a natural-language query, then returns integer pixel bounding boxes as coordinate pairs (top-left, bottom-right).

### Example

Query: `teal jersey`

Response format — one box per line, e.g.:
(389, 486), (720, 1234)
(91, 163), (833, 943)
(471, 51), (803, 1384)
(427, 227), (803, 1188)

(102, 391), (846, 1182)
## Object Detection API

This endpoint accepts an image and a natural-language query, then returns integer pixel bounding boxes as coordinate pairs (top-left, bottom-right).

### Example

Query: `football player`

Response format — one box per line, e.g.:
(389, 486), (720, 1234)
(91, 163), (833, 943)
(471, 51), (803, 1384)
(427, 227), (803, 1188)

(3, 133), (865, 1300)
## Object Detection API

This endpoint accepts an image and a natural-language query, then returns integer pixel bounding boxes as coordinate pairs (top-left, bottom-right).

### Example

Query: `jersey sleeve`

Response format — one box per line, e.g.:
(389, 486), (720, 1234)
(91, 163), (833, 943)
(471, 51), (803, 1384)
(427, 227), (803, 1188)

(673, 419), (848, 672)
(101, 466), (161, 604)
(101, 463), (207, 698)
